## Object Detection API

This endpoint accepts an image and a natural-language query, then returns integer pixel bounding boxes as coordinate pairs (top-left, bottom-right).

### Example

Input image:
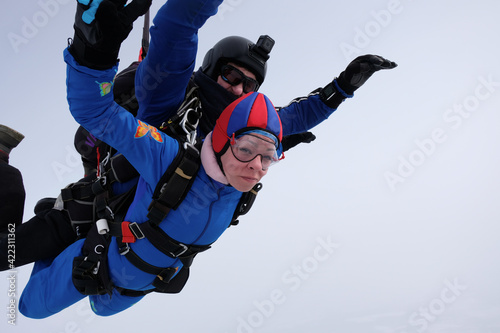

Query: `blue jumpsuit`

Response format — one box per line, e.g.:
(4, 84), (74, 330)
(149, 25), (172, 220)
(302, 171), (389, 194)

(19, 0), (343, 318)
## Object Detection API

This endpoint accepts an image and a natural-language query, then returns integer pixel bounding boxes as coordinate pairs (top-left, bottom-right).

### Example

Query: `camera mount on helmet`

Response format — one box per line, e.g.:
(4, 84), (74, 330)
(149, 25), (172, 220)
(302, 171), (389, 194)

(201, 35), (275, 86)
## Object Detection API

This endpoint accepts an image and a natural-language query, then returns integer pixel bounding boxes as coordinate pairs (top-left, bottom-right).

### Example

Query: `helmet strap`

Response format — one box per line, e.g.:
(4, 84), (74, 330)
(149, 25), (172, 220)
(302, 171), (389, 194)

(214, 140), (231, 177)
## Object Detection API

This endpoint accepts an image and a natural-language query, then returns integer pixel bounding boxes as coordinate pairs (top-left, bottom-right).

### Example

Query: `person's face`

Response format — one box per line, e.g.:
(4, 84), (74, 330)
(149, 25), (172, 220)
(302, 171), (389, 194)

(217, 63), (259, 97)
(219, 133), (276, 192)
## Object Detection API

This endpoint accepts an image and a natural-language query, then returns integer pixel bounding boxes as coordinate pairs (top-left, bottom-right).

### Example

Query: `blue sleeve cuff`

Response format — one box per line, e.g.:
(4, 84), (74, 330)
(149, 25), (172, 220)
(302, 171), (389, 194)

(64, 47), (119, 79)
(333, 79), (354, 98)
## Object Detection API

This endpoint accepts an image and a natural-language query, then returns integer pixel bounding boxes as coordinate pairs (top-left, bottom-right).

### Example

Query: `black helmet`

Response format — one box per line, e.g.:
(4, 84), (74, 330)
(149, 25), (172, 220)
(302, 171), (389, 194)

(201, 35), (275, 86)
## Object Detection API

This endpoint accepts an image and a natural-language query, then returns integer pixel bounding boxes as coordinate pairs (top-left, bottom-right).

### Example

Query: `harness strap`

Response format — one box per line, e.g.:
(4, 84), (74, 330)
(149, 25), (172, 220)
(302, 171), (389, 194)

(61, 181), (100, 201)
(121, 246), (175, 276)
(230, 182), (263, 226)
(115, 287), (155, 297)
(109, 153), (139, 183)
(147, 144), (200, 226)
(92, 154), (139, 224)
(72, 226), (113, 296)
(72, 256), (103, 295)
(118, 240), (185, 292)
(94, 191), (111, 220)
(109, 220), (210, 267)
(62, 153), (137, 203)
(139, 222), (211, 261)
(104, 138), (206, 270)
(115, 265), (190, 297)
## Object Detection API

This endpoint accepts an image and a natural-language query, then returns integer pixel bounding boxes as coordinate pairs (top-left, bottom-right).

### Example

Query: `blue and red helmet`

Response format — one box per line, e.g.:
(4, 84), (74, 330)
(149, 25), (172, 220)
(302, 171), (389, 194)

(212, 92), (283, 156)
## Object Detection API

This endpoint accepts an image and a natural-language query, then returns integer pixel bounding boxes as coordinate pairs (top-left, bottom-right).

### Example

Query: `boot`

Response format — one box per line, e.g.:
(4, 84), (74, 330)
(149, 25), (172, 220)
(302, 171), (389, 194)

(34, 197), (57, 216)
(0, 125), (25, 157)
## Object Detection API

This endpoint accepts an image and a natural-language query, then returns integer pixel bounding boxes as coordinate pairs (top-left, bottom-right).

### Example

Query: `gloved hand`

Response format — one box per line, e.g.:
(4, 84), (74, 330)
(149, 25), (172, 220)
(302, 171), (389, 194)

(79, 0), (104, 24)
(69, 0), (151, 70)
(336, 54), (397, 95)
(319, 54), (397, 109)
(281, 132), (316, 152)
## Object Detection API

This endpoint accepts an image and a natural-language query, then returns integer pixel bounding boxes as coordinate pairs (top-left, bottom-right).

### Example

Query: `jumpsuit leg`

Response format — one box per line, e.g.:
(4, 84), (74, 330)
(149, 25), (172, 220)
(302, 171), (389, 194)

(89, 288), (145, 316)
(19, 239), (87, 319)
(0, 208), (77, 271)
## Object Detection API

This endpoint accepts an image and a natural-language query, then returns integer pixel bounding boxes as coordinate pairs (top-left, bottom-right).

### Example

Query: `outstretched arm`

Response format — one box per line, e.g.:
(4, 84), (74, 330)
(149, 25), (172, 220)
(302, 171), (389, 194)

(66, 0), (181, 185)
(278, 55), (397, 136)
(135, 0), (223, 127)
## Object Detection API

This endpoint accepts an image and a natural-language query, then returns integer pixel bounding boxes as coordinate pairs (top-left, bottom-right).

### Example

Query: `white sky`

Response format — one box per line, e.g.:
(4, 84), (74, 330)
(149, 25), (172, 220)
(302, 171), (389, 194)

(2, 0), (500, 332)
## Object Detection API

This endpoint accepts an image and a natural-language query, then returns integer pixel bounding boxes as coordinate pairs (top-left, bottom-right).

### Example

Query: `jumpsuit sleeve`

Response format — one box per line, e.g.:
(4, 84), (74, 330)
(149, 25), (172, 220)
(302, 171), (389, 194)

(135, 0), (223, 127)
(277, 90), (342, 136)
(64, 49), (177, 186)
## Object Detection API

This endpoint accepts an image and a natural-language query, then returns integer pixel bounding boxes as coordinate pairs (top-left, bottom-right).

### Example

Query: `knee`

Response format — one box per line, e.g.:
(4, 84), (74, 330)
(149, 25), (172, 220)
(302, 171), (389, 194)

(18, 291), (55, 319)
(89, 289), (143, 316)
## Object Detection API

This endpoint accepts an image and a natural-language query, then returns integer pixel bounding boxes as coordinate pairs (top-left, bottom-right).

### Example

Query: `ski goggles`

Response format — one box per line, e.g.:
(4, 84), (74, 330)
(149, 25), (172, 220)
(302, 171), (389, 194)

(220, 64), (260, 93)
(229, 133), (280, 170)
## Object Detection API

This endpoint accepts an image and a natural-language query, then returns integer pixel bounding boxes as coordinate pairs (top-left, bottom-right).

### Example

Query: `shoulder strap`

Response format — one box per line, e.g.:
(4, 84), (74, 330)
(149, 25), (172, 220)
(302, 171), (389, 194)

(230, 182), (263, 226)
(146, 83), (203, 225)
(147, 142), (201, 226)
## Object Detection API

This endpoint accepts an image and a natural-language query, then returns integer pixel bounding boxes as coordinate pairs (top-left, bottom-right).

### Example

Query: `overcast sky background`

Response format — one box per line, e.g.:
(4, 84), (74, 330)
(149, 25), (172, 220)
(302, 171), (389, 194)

(2, 0), (500, 332)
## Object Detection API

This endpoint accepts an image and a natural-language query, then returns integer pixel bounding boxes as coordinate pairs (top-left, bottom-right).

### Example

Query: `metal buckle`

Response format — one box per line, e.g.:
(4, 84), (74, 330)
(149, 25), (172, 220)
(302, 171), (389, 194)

(97, 151), (111, 182)
(92, 261), (101, 275)
(119, 243), (130, 256)
(129, 222), (145, 240)
(183, 140), (199, 155)
(179, 104), (201, 150)
(170, 243), (188, 258)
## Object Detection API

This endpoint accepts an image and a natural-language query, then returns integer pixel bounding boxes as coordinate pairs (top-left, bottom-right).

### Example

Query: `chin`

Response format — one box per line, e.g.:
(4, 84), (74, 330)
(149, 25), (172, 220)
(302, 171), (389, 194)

(232, 180), (257, 193)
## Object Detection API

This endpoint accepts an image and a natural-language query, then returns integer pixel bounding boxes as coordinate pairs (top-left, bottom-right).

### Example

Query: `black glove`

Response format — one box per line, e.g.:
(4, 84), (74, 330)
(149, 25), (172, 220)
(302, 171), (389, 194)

(69, 0), (151, 70)
(336, 54), (397, 95)
(320, 54), (397, 109)
(281, 132), (316, 152)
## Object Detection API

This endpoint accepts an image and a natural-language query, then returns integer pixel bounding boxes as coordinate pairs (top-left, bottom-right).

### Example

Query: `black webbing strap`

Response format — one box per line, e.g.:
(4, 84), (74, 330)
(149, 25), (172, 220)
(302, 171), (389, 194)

(72, 254), (104, 295)
(147, 144), (200, 225)
(121, 246), (172, 275)
(111, 220), (210, 267)
(94, 191), (111, 221)
(61, 181), (100, 202)
(230, 183), (263, 226)
(109, 153), (139, 183)
(119, 242), (187, 292)
(115, 265), (190, 296)
(61, 173), (113, 203)
(115, 287), (155, 297)
(139, 222), (211, 261)
(62, 150), (137, 204)
(72, 226), (113, 296)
